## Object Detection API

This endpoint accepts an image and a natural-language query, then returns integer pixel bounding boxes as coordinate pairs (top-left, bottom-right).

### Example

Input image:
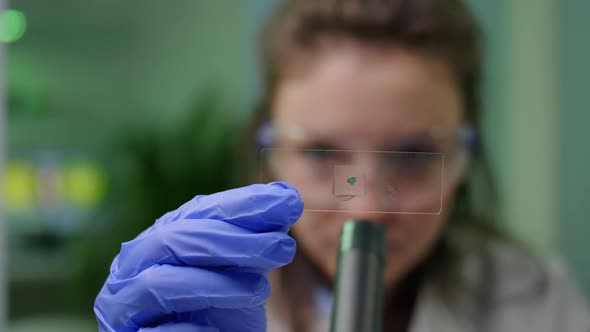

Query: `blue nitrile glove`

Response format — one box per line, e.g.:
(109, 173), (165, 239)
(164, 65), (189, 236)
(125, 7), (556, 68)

(94, 182), (303, 332)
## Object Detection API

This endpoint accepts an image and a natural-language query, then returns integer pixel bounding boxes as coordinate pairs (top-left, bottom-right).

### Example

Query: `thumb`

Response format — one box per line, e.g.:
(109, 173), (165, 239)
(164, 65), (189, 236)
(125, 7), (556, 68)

(138, 322), (219, 332)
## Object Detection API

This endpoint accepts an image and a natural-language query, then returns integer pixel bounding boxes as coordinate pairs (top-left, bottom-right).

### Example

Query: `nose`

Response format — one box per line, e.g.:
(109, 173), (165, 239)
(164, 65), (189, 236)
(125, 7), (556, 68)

(337, 154), (393, 222)
(345, 181), (382, 211)
(342, 179), (393, 224)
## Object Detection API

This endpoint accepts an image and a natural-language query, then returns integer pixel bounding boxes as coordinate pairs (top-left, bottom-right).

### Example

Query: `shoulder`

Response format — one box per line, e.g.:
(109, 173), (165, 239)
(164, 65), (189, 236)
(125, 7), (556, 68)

(484, 242), (590, 331)
(444, 224), (590, 331)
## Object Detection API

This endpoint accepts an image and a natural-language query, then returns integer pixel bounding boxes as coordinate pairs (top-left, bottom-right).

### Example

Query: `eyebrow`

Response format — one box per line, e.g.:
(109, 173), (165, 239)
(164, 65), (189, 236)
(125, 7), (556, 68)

(284, 131), (442, 152)
(264, 121), (457, 146)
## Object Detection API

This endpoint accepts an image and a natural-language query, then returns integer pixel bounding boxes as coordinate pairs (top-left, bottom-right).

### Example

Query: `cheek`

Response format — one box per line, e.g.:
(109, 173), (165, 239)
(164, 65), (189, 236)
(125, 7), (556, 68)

(391, 180), (459, 257)
(380, 214), (445, 289)
(382, 182), (459, 284)
(291, 212), (345, 278)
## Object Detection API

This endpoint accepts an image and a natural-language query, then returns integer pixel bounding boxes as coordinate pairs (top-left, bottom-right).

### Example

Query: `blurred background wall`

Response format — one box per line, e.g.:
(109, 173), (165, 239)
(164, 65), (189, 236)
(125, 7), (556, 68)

(557, 0), (590, 304)
(2, 0), (589, 330)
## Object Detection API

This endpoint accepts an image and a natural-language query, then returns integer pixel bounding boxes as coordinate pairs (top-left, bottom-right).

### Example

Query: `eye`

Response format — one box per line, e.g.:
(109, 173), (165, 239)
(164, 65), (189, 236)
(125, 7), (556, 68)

(385, 134), (440, 154)
(297, 144), (342, 178)
(392, 142), (439, 154)
(382, 152), (436, 179)
(305, 149), (334, 160)
(300, 144), (339, 161)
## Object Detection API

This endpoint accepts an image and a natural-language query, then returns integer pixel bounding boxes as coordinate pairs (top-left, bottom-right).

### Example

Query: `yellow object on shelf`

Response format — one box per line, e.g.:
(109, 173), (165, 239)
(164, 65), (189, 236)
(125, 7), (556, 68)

(4, 160), (36, 213)
(63, 162), (106, 209)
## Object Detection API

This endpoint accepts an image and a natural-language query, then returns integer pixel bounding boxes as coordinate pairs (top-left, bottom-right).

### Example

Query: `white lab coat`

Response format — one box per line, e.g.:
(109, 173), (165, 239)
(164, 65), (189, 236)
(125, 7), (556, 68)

(268, 235), (590, 332)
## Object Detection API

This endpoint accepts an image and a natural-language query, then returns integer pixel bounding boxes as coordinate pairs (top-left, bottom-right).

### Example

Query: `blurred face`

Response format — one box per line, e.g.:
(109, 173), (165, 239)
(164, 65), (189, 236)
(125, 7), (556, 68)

(270, 42), (465, 290)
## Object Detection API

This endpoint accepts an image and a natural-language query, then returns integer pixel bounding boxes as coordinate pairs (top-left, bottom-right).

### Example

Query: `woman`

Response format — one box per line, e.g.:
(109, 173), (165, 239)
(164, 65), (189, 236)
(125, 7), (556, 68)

(94, 0), (590, 331)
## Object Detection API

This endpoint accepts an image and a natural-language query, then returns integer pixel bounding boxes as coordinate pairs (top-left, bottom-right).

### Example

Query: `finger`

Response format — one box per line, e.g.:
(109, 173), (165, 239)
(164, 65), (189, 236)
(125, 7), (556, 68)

(115, 218), (296, 279)
(153, 182), (303, 233)
(95, 265), (269, 331)
(138, 322), (219, 332)
(207, 306), (267, 332)
(140, 307), (268, 332)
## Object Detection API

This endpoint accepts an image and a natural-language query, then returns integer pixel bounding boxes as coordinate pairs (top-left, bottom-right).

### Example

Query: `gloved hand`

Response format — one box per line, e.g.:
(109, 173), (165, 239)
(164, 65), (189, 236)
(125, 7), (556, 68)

(94, 182), (304, 332)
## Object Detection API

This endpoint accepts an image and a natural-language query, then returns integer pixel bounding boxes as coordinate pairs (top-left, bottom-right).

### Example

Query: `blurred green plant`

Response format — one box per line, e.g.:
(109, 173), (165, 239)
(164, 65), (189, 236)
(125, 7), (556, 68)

(70, 91), (242, 313)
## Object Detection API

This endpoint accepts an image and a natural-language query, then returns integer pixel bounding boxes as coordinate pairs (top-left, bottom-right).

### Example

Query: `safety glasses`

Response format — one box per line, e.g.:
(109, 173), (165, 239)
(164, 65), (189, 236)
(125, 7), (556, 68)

(257, 122), (478, 214)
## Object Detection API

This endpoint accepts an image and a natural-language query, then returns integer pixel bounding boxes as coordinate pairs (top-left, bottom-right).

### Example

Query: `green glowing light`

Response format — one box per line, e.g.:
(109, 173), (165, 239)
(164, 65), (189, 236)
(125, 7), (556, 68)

(0, 9), (26, 43)
(347, 176), (357, 185)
